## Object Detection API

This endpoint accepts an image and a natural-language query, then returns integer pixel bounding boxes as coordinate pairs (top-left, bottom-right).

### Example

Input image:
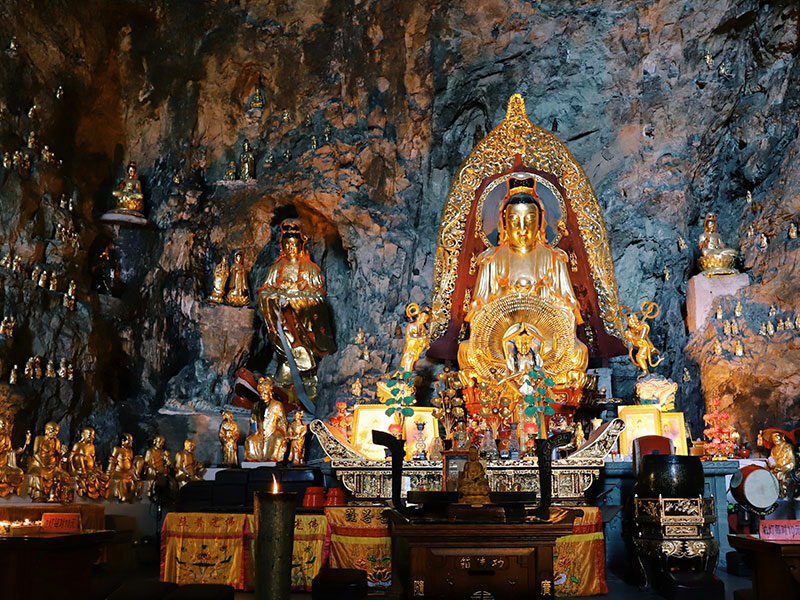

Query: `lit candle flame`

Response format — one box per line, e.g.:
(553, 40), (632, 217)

(272, 474), (279, 494)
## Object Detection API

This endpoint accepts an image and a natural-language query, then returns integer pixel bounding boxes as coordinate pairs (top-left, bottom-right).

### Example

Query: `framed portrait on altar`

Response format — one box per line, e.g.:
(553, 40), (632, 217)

(402, 407), (439, 460)
(351, 405), (401, 461)
(442, 450), (470, 492)
(660, 412), (689, 456)
(618, 405), (663, 456)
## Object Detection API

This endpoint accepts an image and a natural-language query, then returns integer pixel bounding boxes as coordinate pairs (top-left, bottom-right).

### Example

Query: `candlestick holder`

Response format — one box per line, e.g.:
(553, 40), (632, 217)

(254, 490), (297, 600)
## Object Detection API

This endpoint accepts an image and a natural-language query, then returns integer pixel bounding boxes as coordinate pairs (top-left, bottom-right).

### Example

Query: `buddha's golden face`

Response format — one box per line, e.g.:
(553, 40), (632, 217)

(283, 237), (301, 259)
(505, 202), (540, 250)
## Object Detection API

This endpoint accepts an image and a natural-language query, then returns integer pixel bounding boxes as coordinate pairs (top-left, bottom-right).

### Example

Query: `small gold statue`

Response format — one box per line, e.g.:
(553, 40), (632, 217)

(9, 365), (18, 384)
(0, 418), (29, 497)
(795, 314), (800, 329)
(64, 280), (76, 310)
(37, 270), (47, 288)
(287, 411), (308, 465)
(238, 139), (255, 180)
(663, 265), (671, 281)
(767, 321), (775, 336)
(31, 265), (40, 282)
(225, 250), (249, 306)
(58, 358), (69, 378)
(28, 105), (37, 120)
(45, 359), (56, 377)
(223, 161), (236, 181)
(458, 446), (490, 505)
(677, 236), (687, 251)
(723, 320), (731, 336)
(55, 86), (64, 100)
(734, 301), (743, 317)
(0, 253), (9, 269)
(746, 225), (754, 237)
(354, 327), (365, 345)
(208, 256), (229, 304)
(778, 319), (785, 332)
(759, 323), (767, 336)
(107, 433), (143, 503)
(40, 145), (54, 163)
(218, 411), (239, 467)
(759, 233), (768, 248)
(621, 301), (663, 377)
(351, 377), (362, 398)
(26, 130), (37, 149)
(734, 340), (744, 356)
(175, 439), (206, 487)
(731, 320), (739, 335)
(704, 51), (714, 67)
(698, 212), (737, 275)
(249, 86), (263, 109)
(143, 435), (172, 501)
(398, 303), (430, 373)
(746, 190), (752, 204)
(2, 152), (10, 169)
(790, 223), (798, 239)
(69, 428), (110, 499)
(11, 256), (22, 273)
(28, 421), (73, 502)
(49, 272), (57, 291)
(769, 305), (777, 317)
(763, 429), (797, 496)
(713, 338), (722, 355)
(0, 316), (15, 337)
(111, 161), (145, 217)
(244, 377), (287, 462)
(682, 368), (691, 382)
(573, 422), (585, 449)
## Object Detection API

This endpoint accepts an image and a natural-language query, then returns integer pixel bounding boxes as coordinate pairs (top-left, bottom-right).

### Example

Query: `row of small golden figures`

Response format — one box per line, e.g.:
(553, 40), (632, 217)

(8, 356), (74, 384)
(0, 422), (208, 503)
(0, 252), (78, 309)
(2, 131), (64, 175)
(712, 301), (800, 336)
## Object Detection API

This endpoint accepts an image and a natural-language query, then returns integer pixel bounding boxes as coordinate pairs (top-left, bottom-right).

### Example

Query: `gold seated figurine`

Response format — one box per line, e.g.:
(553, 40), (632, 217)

(28, 422), (73, 502)
(698, 212), (737, 275)
(69, 427), (110, 499)
(458, 446), (491, 505)
(111, 161), (145, 217)
(0, 418), (28, 497)
(244, 377), (288, 462)
(107, 433), (144, 503)
(174, 439), (206, 487)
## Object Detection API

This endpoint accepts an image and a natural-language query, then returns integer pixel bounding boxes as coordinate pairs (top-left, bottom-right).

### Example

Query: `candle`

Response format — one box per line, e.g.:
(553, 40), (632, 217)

(254, 477), (296, 600)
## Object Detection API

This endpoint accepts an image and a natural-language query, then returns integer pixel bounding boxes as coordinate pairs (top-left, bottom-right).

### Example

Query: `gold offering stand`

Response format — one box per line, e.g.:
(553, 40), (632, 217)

(310, 418), (624, 503)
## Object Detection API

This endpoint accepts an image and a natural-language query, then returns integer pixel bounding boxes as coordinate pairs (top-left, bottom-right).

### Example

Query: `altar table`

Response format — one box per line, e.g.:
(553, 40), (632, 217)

(0, 502), (105, 530)
(160, 512), (329, 591)
(728, 534), (800, 599)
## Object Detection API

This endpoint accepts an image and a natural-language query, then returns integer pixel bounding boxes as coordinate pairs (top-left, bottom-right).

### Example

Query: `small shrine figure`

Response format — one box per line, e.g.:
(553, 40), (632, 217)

(55, 86), (64, 100)
(354, 327), (365, 345)
(715, 304), (723, 320)
(452, 421), (470, 450)
(208, 256), (228, 304)
(238, 139), (255, 180)
(31, 265), (40, 282)
(731, 320), (739, 335)
(734, 340), (744, 356)
(107, 433), (143, 503)
(767, 321), (775, 336)
(573, 422), (585, 449)
(9, 365), (18, 384)
(37, 270), (47, 288)
(759, 323), (767, 336)
(0, 418), (29, 497)
(0, 253), (10, 269)
(11, 256), (22, 273)
(790, 223), (798, 239)
(763, 429), (797, 496)
(225, 251), (249, 306)
(458, 446), (490, 505)
(746, 190), (752, 204)
(40, 145), (54, 163)
(698, 212), (737, 275)
(69, 428), (110, 499)
(734, 301), (743, 317)
(360, 346), (369, 361)
(26, 130), (37, 150)
(174, 439), (206, 487)
(480, 427), (498, 459)
(45, 359), (56, 378)
(223, 161), (236, 181)
(218, 411), (239, 467)
(777, 319), (785, 332)
(796, 314), (800, 330)
(49, 272), (58, 291)
(24, 357), (34, 379)
(682, 368), (691, 382)
(350, 378), (362, 398)
(64, 280), (76, 310)
(621, 301), (663, 377)
(787, 317), (796, 331)
(723, 320), (731, 336)
(257, 219), (336, 402)
(759, 233), (768, 249)
(3, 152), (11, 169)
(430, 436), (444, 460)
(143, 434), (173, 501)
(110, 161), (146, 218)
(746, 225), (754, 237)
(398, 303), (430, 373)
(28, 422), (73, 503)
(286, 411), (308, 465)
(677, 236), (687, 251)
(249, 85), (264, 109)
(713, 338), (722, 355)
(244, 377), (287, 462)
(769, 305), (777, 317)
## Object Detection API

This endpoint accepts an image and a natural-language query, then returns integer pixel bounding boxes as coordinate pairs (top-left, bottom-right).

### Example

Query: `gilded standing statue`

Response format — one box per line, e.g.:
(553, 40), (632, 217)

(286, 411), (308, 465)
(226, 250), (250, 306)
(621, 301), (663, 377)
(257, 219), (336, 403)
(219, 411), (240, 467)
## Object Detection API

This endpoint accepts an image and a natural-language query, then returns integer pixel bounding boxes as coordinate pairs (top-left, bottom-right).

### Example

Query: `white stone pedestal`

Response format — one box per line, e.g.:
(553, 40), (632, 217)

(686, 272), (749, 332)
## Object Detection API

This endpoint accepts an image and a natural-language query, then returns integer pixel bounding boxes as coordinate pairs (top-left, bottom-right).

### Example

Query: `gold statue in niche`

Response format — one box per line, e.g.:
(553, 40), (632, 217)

(698, 212), (737, 275)
(111, 161), (145, 217)
(175, 439), (206, 487)
(621, 301), (663, 377)
(238, 139), (255, 180)
(225, 250), (250, 306)
(257, 220), (336, 403)
(69, 427), (110, 499)
(244, 377), (288, 462)
(28, 422), (73, 502)
(209, 256), (229, 304)
(0, 418), (29, 497)
(107, 433), (143, 503)
(458, 176), (588, 388)
(219, 411), (239, 467)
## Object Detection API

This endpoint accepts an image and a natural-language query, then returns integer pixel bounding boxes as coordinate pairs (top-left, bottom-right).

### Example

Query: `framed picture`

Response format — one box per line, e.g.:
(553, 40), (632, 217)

(351, 405), (401, 461)
(402, 407), (439, 460)
(661, 411), (689, 456)
(442, 450), (470, 492)
(618, 405), (663, 456)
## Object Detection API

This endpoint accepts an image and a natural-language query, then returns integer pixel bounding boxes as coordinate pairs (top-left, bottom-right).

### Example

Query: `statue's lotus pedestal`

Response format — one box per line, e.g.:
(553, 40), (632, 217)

(686, 273), (749, 332)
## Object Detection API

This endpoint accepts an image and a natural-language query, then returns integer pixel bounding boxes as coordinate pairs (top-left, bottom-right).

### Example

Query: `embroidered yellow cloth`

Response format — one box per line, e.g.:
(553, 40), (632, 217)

(161, 513), (250, 590)
(553, 507), (607, 596)
(325, 506), (392, 587)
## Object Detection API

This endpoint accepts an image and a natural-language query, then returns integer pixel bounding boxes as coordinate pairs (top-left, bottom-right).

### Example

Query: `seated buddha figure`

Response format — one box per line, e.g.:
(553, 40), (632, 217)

(0, 418), (29, 497)
(258, 219), (336, 403)
(111, 161), (145, 217)
(698, 212), (737, 275)
(69, 427), (110, 499)
(459, 176), (587, 388)
(28, 422), (73, 502)
(245, 377), (288, 462)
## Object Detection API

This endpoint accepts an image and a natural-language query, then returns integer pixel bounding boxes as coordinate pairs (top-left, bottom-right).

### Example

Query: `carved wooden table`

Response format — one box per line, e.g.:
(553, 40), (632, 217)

(728, 534), (800, 599)
(390, 510), (577, 599)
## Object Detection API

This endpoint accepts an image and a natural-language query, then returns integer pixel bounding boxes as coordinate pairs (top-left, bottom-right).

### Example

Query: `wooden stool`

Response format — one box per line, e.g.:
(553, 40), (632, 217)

(312, 568), (368, 600)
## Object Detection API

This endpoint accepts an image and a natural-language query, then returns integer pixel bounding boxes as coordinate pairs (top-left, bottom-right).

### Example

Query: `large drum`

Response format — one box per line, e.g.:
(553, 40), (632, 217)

(730, 464), (780, 510)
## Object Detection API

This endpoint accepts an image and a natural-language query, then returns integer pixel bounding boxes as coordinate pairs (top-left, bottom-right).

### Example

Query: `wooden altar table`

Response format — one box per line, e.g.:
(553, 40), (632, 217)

(728, 534), (800, 599)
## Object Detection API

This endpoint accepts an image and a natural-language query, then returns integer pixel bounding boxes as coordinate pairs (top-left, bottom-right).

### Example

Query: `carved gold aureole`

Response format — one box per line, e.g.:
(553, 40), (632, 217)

(430, 94), (625, 344)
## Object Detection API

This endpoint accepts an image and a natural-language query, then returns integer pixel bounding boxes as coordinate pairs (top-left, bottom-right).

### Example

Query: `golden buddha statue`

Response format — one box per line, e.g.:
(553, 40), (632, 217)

(175, 439), (206, 487)
(223, 161), (236, 181)
(0, 418), (29, 497)
(458, 446), (490, 505)
(111, 161), (145, 217)
(69, 428), (110, 499)
(238, 139), (255, 180)
(245, 377), (288, 462)
(257, 219), (336, 402)
(398, 303), (430, 373)
(28, 421), (73, 502)
(219, 411), (239, 467)
(287, 411), (308, 465)
(764, 429), (797, 496)
(225, 250), (250, 306)
(698, 212), (737, 275)
(458, 176), (587, 390)
(209, 256), (229, 304)
(144, 434), (172, 480)
(107, 433), (143, 502)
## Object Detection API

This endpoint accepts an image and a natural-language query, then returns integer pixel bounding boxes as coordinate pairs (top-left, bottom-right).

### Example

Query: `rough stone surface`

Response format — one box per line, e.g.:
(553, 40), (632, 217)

(0, 0), (796, 459)
(686, 272), (749, 332)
